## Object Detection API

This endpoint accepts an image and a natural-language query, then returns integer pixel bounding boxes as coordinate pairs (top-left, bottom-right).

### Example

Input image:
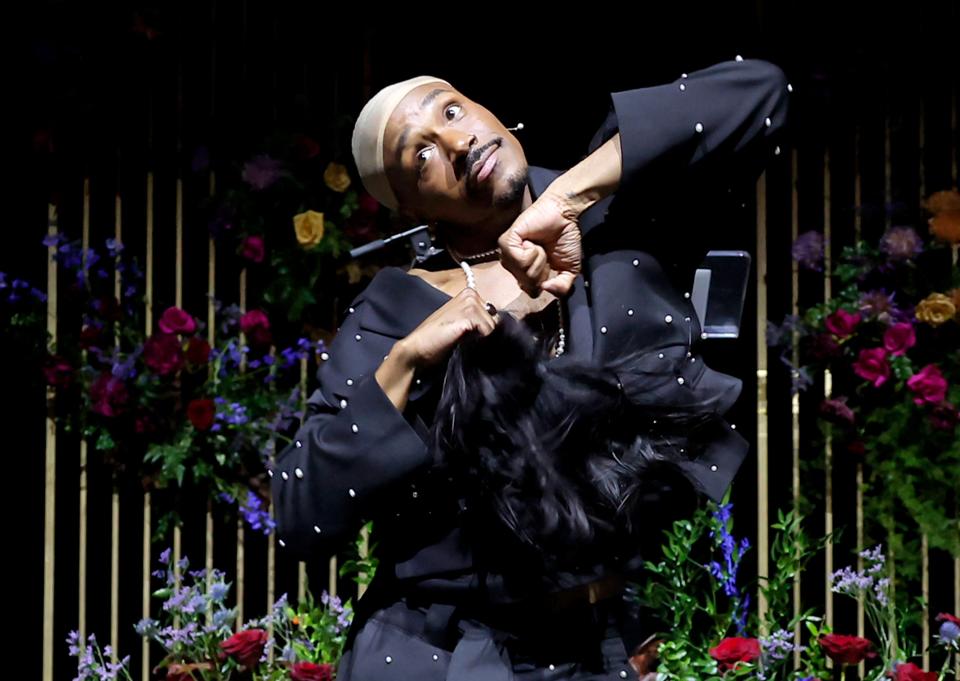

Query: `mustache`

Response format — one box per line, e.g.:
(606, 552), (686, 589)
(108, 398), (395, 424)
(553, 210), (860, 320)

(464, 137), (503, 190)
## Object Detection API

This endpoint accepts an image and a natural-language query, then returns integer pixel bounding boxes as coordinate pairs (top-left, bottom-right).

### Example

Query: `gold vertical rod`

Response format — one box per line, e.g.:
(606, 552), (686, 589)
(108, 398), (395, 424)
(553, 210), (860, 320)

(79, 178), (91, 647)
(755, 170), (770, 628)
(206, 173), (217, 627)
(110, 193), (122, 662)
(142, 170), (155, 681)
(854, 128), (866, 679)
(236, 268), (247, 628)
(823, 148), (834, 631)
(43, 203), (59, 681)
(790, 148), (801, 661)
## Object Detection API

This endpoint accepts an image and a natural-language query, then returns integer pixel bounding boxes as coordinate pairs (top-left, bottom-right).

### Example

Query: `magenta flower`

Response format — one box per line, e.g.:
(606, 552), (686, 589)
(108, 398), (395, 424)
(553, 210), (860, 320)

(158, 306), (197, 335)
(90, 373), (129, 417)
(240, 235), (265, 264)
(852, 347), (890, 387)
(906, 364), (948, 405)
(143, 333), (184, 376)
(825, 309), (861, 338)
(882, 322), (915, 357)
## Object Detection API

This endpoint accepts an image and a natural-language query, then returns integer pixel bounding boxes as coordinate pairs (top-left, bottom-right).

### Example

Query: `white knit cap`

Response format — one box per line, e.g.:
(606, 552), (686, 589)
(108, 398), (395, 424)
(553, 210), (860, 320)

(351, 75), (451, 211)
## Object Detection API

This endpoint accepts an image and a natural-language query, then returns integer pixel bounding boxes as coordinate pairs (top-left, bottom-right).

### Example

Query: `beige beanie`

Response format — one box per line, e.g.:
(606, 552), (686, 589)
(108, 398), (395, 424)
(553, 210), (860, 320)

(351, 75), (451, 211)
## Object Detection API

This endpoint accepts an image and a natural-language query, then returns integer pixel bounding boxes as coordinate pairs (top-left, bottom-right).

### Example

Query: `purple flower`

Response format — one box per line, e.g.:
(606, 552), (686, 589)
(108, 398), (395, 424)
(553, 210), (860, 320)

(242, 154), (283, 191)
(880, 226), (923, 261)
(761, 628), (804, 662)
(792, 230), (825, 271)
(105, 238), (123, 257)
(939, 621), (960, 644)
(239, 492), (276, 534)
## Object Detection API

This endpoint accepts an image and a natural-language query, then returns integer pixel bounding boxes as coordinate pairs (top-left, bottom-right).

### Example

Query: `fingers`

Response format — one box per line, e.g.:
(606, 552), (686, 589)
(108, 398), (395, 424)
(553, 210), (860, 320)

(540, 270), (576, 297)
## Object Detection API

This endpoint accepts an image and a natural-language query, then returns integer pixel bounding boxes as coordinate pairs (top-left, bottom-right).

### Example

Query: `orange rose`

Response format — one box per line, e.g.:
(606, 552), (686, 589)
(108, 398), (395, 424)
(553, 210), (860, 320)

(929, 210), (960, 244)
(924, 189), (960, 215)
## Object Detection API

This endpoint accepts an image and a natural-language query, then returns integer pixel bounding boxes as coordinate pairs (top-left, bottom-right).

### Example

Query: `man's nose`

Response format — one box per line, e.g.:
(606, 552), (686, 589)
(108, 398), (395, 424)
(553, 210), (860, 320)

(437, 128), (477, 171)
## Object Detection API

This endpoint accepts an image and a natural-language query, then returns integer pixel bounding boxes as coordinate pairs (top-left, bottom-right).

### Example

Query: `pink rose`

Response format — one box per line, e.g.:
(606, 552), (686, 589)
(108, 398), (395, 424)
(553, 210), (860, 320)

(240, 309), (272, 348)
(882, 322), (915, 356)
(158, 306), (197, 335)
(906, 364), (948, 405)
(143, 333), (185, 376)
(90, 372), (129, 417)
(852, 347), (890, 387)
(240, 235), (265, 264)
(825, 309), (861, 338)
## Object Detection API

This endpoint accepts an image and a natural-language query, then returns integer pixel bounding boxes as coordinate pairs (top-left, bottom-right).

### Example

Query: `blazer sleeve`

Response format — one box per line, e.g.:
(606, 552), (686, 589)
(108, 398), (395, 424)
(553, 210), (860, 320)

(587, 58), (790, 196)
(271, 289), (433, 562)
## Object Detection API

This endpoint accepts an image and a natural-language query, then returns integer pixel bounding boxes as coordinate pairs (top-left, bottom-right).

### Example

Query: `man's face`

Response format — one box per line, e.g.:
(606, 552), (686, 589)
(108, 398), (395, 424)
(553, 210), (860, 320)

(382, 82), (529, 228)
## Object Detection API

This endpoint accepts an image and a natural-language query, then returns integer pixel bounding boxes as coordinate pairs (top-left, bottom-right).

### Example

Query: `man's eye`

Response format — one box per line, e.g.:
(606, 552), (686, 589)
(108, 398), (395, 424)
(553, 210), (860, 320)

(444, 104), (462, 120)
(416, 147), (434, 174)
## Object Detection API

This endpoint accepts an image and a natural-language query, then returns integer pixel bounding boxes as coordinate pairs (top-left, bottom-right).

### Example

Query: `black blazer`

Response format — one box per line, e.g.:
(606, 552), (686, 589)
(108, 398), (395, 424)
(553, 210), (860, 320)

(272, 59), (790, 584)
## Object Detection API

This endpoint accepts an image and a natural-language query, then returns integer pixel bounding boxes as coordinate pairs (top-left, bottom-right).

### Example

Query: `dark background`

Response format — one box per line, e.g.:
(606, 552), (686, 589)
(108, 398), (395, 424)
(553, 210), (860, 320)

(12, 2), (959, 677)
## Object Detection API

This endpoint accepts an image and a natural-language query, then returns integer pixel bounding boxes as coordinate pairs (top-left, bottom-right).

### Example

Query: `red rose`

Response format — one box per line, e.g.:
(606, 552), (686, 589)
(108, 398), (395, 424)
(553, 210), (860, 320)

(846, 439), (867, 456)
(220, 628), (268, 668)
(79, 324), (104, 349)
(293, 134), (321, 160)
(825, 309), (861, 338)
(158, 306), (197, 335)
(239, 309), (272, 348)
(709, 637), (760, 671)
(807, 333), (842, 361)
(819, 634), (875, 665)
(187, 399), (216, 431)
(853, 347), (890, 387)
(90, 372), (129, 417)
(43, 354), (74, 389)
(143, 333), (184, 376)
(93, 296), (123, 322)
(906, 364), (948, 405)
(185, 337), (211, 366)
(240, 235), (265, 264)
(358, 192), (380, 216)
(936, 613), (960, 625)
(290, 661), (335, 681)
(882, 322), (916, 356)
(892, 662), (938, 681)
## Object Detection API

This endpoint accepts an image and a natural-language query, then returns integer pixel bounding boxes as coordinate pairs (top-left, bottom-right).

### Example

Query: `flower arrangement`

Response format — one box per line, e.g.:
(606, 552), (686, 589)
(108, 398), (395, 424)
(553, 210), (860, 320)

(768, 189), (960, 586)
(631, 499), (958, 680)
(2, 134), (394, 538)
(69, 546), (356, 680)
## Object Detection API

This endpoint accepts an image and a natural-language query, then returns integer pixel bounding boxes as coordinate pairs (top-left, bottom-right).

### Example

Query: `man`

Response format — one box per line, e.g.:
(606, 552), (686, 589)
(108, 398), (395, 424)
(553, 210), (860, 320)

(273, 58), (790, 679)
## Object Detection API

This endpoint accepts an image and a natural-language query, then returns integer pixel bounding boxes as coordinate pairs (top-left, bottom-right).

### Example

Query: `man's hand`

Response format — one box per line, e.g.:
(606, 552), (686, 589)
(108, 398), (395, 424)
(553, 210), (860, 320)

(497, 192), (582, 298)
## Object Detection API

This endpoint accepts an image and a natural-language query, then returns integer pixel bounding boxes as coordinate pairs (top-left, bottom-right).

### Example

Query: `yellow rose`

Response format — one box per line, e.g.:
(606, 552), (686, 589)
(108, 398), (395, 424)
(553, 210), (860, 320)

(949, 289), (960, 318)
(293, 210), (325, 249)
(323, 162), (351, 193)
(915, 292), (956, 327)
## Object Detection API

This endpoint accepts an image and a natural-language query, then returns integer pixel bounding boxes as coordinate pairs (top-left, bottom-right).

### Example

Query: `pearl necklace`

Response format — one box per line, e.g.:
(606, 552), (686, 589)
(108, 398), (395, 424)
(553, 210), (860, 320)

(455, 253), (565, 358)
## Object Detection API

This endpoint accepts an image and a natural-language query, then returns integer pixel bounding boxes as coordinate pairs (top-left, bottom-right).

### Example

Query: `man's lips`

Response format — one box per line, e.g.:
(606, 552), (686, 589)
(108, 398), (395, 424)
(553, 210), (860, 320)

(469, 144), (500, 184)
